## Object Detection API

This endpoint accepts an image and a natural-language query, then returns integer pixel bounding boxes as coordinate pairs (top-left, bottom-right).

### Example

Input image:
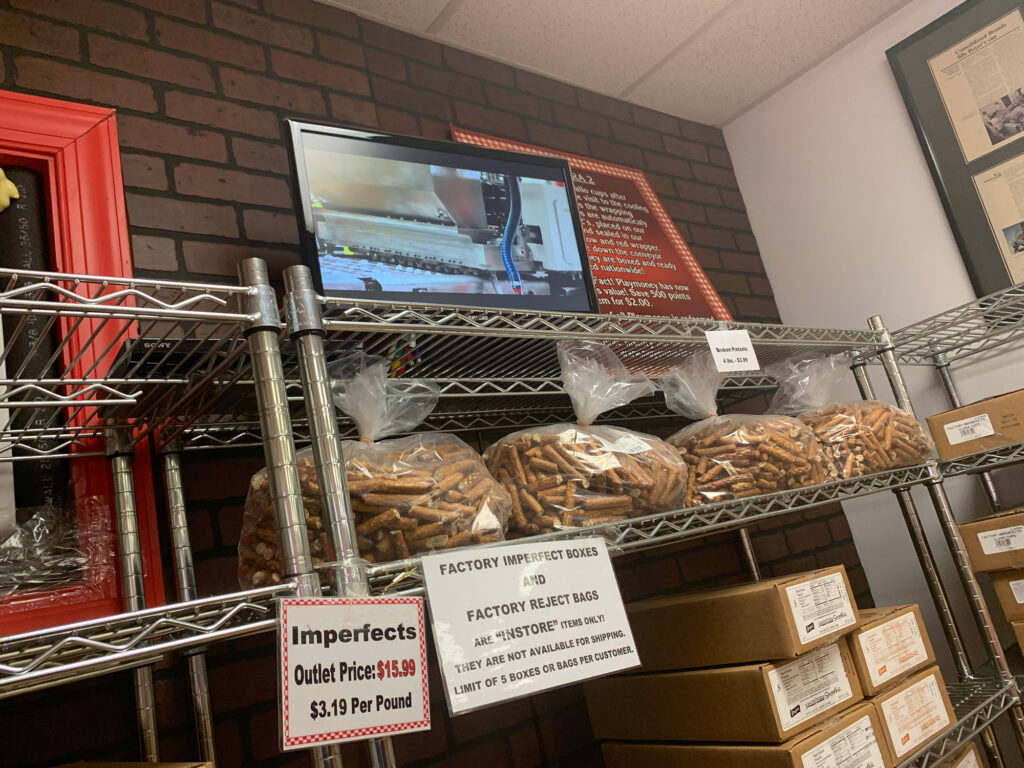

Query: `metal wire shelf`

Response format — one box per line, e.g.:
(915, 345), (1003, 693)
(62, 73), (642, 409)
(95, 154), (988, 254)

(938, 441), (1024, 477)
(0, 582), (295, 699)
(897, 680), (1017, 767)
(890, 283), (1024, 365)
(365, 463), (936, 595)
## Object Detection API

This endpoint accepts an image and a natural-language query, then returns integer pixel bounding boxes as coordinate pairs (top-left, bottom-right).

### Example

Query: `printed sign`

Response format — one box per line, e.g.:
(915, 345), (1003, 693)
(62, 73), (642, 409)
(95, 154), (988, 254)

(278, 597), (430, 749)
(705, 328), (760, 372)
(978, 525), (1024, 555)
(451, 126), (731, 320)
(422, 538), (639, 714)
(944, 413), (995, 445)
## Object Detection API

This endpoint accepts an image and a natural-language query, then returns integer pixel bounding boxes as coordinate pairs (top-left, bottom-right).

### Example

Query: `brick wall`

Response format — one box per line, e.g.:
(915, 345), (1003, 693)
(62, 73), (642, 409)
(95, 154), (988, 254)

(0, 0), (871, 766)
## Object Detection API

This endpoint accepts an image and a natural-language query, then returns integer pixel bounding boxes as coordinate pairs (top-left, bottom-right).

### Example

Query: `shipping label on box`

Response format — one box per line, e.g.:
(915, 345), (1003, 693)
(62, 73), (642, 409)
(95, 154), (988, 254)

(853, 606), (933, 694)
(950, 742), (982, 768)
(876, 669), (952, 759)
(926, 388), (1024, 460)
(786, 571), (858, 645)
(799, 711), (887, 768)
(769, 643), (855, 733)
(959, 508), (1024, 572)
(992, 569), (1024, 621)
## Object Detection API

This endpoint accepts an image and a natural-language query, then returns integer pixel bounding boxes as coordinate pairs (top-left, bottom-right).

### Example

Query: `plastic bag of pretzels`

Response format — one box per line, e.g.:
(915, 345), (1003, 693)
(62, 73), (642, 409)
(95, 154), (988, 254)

(766, 355), (934, 478)
(238, 352), (511, 588)
(483, 340), (689, 537)
(662, 352), (833, 506)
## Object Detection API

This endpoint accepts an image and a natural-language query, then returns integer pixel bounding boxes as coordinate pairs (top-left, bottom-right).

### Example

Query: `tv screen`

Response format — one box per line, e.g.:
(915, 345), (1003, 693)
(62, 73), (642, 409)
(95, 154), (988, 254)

(285, 120), (597, 313)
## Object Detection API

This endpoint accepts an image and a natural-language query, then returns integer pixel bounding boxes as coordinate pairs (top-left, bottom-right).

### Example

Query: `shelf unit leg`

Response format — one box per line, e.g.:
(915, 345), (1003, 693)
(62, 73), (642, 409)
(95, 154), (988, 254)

(933, 353), (1003, 512)
(239, 259), (343, 768)
(284, 265), (397, 768)
(737, 529), (761, 580)
(162, 442), (216, 764)
(108, 430), (160, 762)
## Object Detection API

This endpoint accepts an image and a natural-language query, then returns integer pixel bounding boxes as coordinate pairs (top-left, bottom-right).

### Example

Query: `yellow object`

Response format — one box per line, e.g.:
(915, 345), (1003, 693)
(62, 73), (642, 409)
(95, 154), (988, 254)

(0, 169), (19, 212)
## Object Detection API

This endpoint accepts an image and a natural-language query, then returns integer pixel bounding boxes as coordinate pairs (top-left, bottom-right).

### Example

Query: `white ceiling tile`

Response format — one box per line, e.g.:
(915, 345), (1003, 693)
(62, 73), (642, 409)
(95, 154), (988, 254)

(319, 0), (452, 32)
(629, 0), (910, 125)
(432, 0), (733, 97)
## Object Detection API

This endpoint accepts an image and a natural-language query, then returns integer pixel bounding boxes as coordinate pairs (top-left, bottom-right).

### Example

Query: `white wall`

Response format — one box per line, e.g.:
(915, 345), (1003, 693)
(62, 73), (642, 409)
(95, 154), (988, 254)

(725, 0), (1024, 679)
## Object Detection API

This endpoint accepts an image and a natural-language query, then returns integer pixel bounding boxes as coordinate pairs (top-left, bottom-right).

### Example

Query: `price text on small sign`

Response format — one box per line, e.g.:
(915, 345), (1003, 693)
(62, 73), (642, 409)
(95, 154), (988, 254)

(422, 538), (640, 714)
(278, 597), (429, 749)
(705, 328), (760, 372)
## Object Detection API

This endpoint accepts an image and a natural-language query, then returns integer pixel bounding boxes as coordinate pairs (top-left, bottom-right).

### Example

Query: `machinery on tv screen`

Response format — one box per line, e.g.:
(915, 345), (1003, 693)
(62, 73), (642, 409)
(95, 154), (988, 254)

(287, 121), (597, 313)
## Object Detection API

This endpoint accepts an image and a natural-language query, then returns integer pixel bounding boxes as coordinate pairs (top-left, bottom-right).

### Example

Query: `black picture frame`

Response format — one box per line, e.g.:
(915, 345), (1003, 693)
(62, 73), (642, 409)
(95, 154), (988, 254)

(888, 0), (1024, 296)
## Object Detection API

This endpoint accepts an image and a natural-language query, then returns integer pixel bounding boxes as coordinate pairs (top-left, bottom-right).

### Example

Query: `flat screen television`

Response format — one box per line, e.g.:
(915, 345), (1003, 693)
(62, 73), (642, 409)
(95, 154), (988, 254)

(285, 120), (598, 313)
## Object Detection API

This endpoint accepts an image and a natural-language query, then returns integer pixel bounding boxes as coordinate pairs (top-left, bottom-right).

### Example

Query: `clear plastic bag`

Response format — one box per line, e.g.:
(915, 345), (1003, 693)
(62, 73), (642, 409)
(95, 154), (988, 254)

(663, 352), (832, 505)
(484, 341), (688, 535)
(238, 352), (511, 588)
(767, 355), (934, 478)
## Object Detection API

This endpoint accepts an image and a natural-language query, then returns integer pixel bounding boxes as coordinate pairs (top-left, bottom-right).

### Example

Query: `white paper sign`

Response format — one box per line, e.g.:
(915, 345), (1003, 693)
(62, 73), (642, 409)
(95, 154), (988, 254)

(278, 597), (430, 749)
(857, 612), (929, 688)
(786, 572), (857, 645)
(978, 525), (1024, 555)
(1010, 579), (1024, 604)
(944, 413), (995, 445)
(954, 747), (982, 768)
(879, 673), (951, 757)
(705, 329), (760, 372)
(422, 538), (639, 714)
(769, 643), (854, 732)
(800, 714), (886, 768)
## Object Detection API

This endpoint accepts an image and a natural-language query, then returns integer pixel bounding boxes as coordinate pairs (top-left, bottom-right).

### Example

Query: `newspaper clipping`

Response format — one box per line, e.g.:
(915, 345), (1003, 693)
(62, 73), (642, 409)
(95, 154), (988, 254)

(929, 10), (1024, 164)
(973, 153), (1024, 283)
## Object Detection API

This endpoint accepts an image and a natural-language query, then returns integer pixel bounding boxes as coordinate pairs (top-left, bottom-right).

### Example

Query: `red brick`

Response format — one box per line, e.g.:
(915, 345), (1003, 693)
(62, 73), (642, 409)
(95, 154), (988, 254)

(749, 275), (773, 297)
(165, 91), (280, 139)
(119, 115), (227, 161)
(155, 18), (265, 70)
(771, 554), (818, 577)
(376, 106), (418, 135)
(364, 47), (406, 80)
(822, 541), (861, 570)
(373, 77), (452, 121)
(509, 724), (544, 768)
(271, 49), (369, 95)
(221, 67), (326, 115)
(232, 137), (289, 175)
(243, 209), (299, 243)
(131, 234), (178, 271)
(516, 70), (575, 105)
(664, 198), (707, 224)
(786, 521), (831, 553)
(710, 146), (734, 168)
(432, 739), (513, 768)
(538, 703), (593, 760)
(363, 20), (442, 66)
(212, 2), (313, 53)
(643, 151), (693, 179)
(721, 188), (746, 211)
(588, 136), (643, 168)
(120, 153), (167, 191)
(194, 554), (243, 595)
(392, 708), (449, 762)
(318, 31), (366, 67)
(444, 46), (516, 87)
(828, 514), (853, 542)
(525, 120), (588, 155)
(735, 232), (759, 253)
(847, 565), (871, 598)
(617, 556), (682, 601)
(693, 161), (739, 188)
(15, 57), (157, 112)
(419, 117), (451, 140)
(681, 119), (726, 147)
(664, 135), (710, 163)
(680, 541), (741, 583)
(720, 249), (764, 273)
(126, 193), (237, 237)
(218, 504), (245, 546)
(752, 531), (788, 562)
(552, 103), (610, 137)
(736, 296), (780, 320)
(687, 224), (735, 250)
(452, 699), (532, 742)
(674, 179), (722, 206)
(187, 509), (216, 552)
(532, 683), (584, 714)
(0, 12), (80, 59)
(485, 83), (551, 121)
(92, 34), (215, 91)
(610, 120), (663, 151)
(411, 61), (485, 102)
(13, 0), (147, 39)
(578, 89), (631, 122)
(122, 0), (206, 22)
(265, 0), (358, 36)
(707, 206), (752, 231)
(328, 93), (379, 128)
(632, 105), (680, 136)
(182, 240), (298, 278)
(706, 269), (751, 295)
(454, 101), (523, 138)
(646, 172), (676, 198)
(690, 245), (720, 271)
(176, 164), (292, 208)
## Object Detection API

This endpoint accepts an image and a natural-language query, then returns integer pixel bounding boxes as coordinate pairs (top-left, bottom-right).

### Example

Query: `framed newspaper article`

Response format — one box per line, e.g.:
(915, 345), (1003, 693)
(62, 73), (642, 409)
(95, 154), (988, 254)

(889, 0), (1024, 295)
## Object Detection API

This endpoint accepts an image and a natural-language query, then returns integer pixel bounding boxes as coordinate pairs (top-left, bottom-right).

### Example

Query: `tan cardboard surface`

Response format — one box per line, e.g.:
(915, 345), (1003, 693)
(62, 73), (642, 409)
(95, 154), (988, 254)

(848, 605), (935, 696)
(1010, 619), (1024, 650)
(870, 666), (955, 760)
(601, 702), (892, 768)
(958, 508), (1024, 572)
(926, 388), (1024, 460)
(949, 741), (983, 768)
(54, 764), (213, 767)
(992, 569), (1024, 622)
(626, 565), (858, 670)
(586, 638), (862, 743)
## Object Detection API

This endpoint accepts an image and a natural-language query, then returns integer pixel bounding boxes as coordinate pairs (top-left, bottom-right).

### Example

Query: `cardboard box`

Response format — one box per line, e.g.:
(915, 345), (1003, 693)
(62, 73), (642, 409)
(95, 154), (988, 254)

(1010, 619), (1024, 650)
(848, 605), (935, 696)
(948, 742), (983, 768)
(870, 666), (955, 761)
(991, 569), (1024, 621)
(586, 638), (863, 743)
(602, 701), (892, 768)
(958, 508), (1024, 572)
(626, 566), (859, 670)
(926, 389), (1024, 461)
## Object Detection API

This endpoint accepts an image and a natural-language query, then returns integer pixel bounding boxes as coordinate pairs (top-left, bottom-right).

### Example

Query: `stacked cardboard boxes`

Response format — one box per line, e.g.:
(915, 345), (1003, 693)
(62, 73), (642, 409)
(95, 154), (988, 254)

(588, 566), (958, 767)
(958, 507), (1024, 653)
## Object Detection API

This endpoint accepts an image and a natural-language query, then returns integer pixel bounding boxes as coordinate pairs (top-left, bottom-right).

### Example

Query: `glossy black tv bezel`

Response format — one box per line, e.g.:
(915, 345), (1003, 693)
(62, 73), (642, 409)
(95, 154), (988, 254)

(284, 119), (599, 314)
